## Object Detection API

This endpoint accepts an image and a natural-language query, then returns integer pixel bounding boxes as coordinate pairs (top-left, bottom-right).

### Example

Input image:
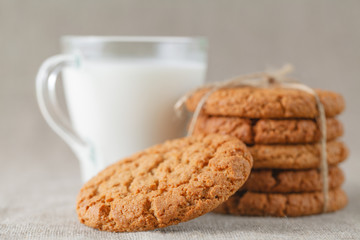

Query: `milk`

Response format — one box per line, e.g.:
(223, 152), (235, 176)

(62, 59), (206, 176)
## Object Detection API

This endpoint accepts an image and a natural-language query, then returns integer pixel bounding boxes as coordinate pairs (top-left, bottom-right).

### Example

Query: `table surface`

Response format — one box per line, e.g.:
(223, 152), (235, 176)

(1, 132), (360, 240)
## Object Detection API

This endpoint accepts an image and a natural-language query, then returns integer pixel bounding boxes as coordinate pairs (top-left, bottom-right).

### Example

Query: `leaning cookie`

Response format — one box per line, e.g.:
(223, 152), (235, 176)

(250, 141), (348, 169)
(193, 115), (343, 144)
(214, 188), (347, 217)
(186, 87), (345, 118)
(76, 134), (253, 232)
(242, 166), (344, 193)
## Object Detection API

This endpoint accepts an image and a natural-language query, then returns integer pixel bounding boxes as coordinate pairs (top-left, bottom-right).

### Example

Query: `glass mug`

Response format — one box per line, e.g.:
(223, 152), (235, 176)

(36, 36), (208, 181)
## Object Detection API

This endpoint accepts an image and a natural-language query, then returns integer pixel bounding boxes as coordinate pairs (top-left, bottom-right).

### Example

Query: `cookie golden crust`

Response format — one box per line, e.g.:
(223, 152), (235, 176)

(214, 188), (347, 217)
(193, 116), (253, 144)
(76, 134), (253, 232)
(186, 87), (345, 119)
(242, 166), (344, 193)
(249, 141), (348, 170)
(193, 115), (343, 144)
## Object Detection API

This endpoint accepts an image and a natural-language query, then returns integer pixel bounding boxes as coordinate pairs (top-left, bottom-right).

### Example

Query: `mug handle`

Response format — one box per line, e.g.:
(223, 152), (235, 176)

(36, 54), (94, 177)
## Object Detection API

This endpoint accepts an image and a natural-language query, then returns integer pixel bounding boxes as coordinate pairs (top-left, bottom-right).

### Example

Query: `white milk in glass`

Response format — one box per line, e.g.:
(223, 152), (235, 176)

(62, 59), (205, 171)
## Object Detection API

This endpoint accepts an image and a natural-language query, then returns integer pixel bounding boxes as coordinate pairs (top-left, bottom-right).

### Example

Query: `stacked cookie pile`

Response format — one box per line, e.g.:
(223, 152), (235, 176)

(186, 87), (348, 217)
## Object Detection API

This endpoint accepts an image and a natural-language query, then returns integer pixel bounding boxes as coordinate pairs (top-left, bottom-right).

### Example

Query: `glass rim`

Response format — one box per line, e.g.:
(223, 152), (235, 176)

(61, 35), (207, 44)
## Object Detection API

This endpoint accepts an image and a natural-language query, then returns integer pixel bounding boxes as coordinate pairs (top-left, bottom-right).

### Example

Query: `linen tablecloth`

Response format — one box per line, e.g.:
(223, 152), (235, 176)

(1, 113), (359, 239)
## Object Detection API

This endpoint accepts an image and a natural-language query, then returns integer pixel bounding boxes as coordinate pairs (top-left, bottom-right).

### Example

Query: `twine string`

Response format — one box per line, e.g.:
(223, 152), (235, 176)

(174, 64), (329, 212)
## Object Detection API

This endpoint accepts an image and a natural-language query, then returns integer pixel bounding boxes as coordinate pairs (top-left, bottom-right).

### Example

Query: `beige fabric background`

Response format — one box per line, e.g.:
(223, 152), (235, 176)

(1, 0), (359, 239)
